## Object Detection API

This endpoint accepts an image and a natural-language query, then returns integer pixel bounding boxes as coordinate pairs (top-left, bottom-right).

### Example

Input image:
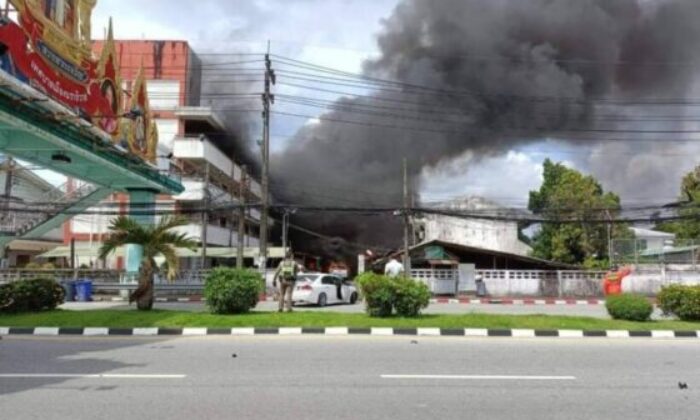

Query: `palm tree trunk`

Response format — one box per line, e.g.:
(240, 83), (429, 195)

(131, 261), (154, 311)
(136, 269), (154, 311)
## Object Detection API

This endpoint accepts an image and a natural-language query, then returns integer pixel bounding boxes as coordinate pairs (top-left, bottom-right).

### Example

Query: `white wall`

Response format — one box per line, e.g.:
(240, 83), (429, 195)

(174, 180), (205, 201)
(173, 139), (234, 176)
(174, 224), (233, 247)
(155, 119), (179, 152)
(148, 80), (181, 111)
(421, 214), (531, 256)
(637, 236), (673, 251)
(72, 201), (176, 235)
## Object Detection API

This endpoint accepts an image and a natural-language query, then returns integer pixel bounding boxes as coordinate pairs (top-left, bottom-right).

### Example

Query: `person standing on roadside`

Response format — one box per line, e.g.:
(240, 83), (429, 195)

(384, 258), (405, 277)
(273, 250), (298, 312)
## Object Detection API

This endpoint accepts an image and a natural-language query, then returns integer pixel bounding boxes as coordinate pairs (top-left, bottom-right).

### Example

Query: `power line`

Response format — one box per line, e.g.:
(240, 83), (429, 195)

(272, 55), (700, 105)
(275, 93), (700, 124)
(271, 110), (700, 136)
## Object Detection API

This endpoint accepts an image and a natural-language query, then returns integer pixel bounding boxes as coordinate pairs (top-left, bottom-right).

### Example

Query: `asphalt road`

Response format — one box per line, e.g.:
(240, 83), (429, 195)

(1, 336), (699, 420)
(61, 301), (671, 319)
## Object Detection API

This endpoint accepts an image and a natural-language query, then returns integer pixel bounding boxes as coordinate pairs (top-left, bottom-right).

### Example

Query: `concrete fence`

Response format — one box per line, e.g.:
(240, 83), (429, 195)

(412, 266), (700, 298)
(412, 269), (606, 298)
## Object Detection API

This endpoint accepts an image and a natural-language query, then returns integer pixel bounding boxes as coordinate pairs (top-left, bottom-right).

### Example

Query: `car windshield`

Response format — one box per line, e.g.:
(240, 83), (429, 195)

(296, 274), (319, 283)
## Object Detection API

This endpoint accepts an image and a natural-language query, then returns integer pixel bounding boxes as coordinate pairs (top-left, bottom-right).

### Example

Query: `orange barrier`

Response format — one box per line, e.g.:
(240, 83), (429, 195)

(603, 267), (632, 296)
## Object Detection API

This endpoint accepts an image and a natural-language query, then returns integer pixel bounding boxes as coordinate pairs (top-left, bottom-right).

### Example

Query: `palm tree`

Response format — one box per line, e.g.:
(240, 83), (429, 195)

(99, 216), (197, 311)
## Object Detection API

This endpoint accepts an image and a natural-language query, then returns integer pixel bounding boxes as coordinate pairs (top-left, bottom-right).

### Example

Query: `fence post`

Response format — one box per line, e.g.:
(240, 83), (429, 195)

(557, 270), (563, 298)
(661, 264), (667, 286)
(454, 268), (459, 297)
(505, 270), (511, 296)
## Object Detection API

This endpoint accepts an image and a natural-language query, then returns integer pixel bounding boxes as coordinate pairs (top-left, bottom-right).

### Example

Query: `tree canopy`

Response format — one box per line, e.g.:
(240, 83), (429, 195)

(657, 165), (700, 239)
(528, 159), (627, 267)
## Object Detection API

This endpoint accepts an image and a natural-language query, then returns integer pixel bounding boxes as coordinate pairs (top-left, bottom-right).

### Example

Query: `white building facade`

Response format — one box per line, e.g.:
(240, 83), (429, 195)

(414, 197), (532, 256)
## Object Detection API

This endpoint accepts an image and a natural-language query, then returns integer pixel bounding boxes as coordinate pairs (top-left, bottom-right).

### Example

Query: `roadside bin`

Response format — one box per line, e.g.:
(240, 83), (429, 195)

(61, 281), (77, 302)
(75, 280), (93, 302)
(475, 275), (487, 297)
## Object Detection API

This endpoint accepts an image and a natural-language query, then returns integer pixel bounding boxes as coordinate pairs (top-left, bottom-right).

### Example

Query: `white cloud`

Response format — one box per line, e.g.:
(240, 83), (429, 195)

(420, 150), (544, 206)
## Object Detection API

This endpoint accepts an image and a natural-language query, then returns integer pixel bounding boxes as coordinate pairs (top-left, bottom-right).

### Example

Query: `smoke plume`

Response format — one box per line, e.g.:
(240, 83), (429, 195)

(271, 0), (700, 254)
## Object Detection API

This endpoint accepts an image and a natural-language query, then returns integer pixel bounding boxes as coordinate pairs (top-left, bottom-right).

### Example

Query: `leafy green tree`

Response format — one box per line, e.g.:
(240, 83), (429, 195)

(657, 165), (700, 239)
(99, 216), (197, 311)
(528, 159), (627, 266)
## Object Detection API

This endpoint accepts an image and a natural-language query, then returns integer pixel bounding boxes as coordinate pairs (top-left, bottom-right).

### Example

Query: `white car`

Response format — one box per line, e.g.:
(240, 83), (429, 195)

(292, 273), (359, 307)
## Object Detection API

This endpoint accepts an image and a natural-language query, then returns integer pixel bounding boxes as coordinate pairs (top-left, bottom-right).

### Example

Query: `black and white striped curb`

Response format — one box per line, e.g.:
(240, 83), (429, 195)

(88, 297), (608, 305)
(91, 297), (206, 303)
(1, 327), (698, 339)
(430, 298), (606, 305)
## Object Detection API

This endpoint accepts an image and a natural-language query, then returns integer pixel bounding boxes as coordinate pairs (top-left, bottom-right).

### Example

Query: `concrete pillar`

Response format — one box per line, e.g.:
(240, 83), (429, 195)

(557, 270), (563, 298)
(127, 189), (156, 226)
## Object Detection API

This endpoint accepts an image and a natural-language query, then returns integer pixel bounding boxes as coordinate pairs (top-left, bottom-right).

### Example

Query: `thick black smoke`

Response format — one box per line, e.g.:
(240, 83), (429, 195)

(271, 0), (700, 255)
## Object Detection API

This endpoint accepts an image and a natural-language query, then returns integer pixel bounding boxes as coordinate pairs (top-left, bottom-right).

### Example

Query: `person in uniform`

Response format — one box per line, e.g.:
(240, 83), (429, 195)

(273, 251), (298, 312)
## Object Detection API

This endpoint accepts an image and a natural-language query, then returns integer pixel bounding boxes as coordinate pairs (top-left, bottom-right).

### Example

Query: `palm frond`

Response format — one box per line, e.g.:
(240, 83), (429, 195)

(154, 244), (180, 280)
(102, 216), (197, 278)
(98, 234), (125, 260)
(153, 216), (190, 235)
(109, 216), (144, 234)
(158, 231), (198, 251)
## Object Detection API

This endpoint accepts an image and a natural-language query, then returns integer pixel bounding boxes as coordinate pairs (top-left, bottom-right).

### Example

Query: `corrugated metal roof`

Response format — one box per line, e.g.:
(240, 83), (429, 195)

(386, 239), (578, 270)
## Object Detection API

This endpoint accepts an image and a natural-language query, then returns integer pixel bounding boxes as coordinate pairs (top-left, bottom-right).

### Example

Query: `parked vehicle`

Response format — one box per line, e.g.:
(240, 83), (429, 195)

(292, 273), (359, 307)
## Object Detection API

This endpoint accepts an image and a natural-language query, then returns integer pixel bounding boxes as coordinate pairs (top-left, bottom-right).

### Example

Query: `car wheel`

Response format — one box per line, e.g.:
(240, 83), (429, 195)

(318, 293), (327, 307)
(350, 292), (358, 305)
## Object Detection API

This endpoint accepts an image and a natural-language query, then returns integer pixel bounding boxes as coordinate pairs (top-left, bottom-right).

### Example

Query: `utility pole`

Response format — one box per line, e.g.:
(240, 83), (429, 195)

(282, 211), (288, 253)
(402, 158), (411, 275)
(605, 209), (613, 267)
(410, 191), (416, 246)
(237, 166), (247, 269)
(259, 41), (275, 271)
(201, 162), (210, 271)
(282, 209), (295, 253)
(2, 156), (14, 221)
(228, 166), (236, 248)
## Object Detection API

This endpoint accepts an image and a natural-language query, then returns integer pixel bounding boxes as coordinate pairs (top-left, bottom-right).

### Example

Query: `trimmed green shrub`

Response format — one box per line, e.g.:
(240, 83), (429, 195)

(204, 268), (263, 314)
(0, 279), (64, 313)
(658, 284), (700, 321)
(605, 294), (653, 322)
(657, 284), (688, 316)
(0, 283), (14, 311)
(356, 273), (430, 318)
(393, 276), (431, 317)
(356, 273), (394, 317)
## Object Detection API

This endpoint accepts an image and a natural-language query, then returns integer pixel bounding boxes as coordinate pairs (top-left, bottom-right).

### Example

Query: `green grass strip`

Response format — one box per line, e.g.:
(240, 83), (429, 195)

(1, 310), (698, 331)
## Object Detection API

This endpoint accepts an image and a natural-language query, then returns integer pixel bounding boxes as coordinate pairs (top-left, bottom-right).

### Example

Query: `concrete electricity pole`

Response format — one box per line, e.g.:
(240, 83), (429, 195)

(237, 166), (247, 269)
(259, 43), (275, 271)
(2, 156), (14, 219)
(282, 211), (289, 253)
(605, 209), (613, 267)
(201, 162), (210, 270)
(281, 209), (295, 253)
(403, 158), (411, 275)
